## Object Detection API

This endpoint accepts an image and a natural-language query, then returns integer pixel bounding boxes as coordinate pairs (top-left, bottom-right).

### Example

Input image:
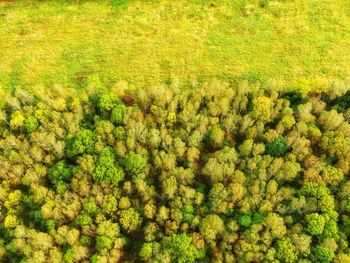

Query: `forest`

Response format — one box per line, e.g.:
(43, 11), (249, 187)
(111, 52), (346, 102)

(1, 0), (350, 262)
(0, 78), (350, 262)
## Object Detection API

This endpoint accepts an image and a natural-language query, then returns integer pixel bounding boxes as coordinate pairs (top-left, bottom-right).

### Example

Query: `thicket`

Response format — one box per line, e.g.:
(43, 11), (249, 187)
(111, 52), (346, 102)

(1, 79), (350, 262)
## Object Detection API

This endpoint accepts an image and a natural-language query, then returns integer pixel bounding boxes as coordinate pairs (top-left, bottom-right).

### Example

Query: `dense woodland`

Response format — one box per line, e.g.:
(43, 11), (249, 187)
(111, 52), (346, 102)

(1, 79), (350, 262)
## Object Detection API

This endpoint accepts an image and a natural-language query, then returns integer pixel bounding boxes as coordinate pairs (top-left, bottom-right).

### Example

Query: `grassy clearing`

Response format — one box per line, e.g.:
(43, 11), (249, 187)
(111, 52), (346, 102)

(0, 0), (350, 92)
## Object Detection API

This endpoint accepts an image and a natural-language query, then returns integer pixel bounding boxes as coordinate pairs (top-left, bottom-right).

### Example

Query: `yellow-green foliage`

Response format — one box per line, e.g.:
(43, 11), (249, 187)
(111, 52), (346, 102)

(1, 0), (350, 262)
(0, 80), (349, 262)
(1, 0), (350, 92)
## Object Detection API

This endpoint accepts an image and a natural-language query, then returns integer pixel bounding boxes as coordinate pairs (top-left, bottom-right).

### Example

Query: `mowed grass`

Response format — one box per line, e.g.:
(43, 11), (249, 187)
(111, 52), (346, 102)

(0, 0), (350, 93)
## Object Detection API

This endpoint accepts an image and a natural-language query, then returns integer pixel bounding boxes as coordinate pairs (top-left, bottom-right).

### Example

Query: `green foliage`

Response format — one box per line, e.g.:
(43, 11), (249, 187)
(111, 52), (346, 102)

(122, 152), (147, 175)
(74, 213), (93, 227)
(305, 213), (325, 236)
(205, 125), (224, 148)
(250, 96), (272, 121)
(299, 183), (335, 213)
(119, 208), (142, 233)
(23, 116), (39, 133)
(111, 104), (127, 125)
(97, 220), (120, 238)
(275, 237), (297, 263)
(92, 147), (125, 184)
(83, 201), (99, 215)
(79, 235), (93, 246)
(110, 0), (128, 6)
(90, 254), (99, 263)
(199, 214), (224, 240)
(2, 80), (350, 262)
(320, 131), (347, 158)
(329, 91), (350, 112)
(311, 245), (334, 263)
(237, 214), (252, 227)
(48, 161), (74, 191)
(45, 219), (55, 231)
(266, 136), (288, 157)
(114, 126), (126, 140)
(162, 233), (205, 263)
(322, 220), (339, 239)
(96, 235), (114, 250)
(63, 248), (74, 263)
(182, 204), (195, 224)
(139, 242), (153, 259)
(66, 129), (97, 157)
(91, 92), (121, 112)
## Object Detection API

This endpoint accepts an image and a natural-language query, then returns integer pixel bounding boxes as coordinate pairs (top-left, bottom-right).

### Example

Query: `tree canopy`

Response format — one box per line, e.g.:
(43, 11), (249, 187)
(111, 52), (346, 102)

(1, 80), (350, 262)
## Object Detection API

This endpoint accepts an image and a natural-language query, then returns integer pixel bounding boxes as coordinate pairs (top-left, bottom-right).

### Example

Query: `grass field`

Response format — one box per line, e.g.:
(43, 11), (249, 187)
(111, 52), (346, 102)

(0, 0), (350, 92)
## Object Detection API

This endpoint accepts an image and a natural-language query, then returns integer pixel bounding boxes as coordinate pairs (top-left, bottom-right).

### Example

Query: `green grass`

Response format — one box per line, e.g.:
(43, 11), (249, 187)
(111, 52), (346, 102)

(0, 0), (350, 92)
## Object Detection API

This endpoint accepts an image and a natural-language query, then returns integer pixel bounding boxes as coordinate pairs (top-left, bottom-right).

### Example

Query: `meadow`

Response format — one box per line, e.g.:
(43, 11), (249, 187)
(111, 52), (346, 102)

(1, 0), (350, 92)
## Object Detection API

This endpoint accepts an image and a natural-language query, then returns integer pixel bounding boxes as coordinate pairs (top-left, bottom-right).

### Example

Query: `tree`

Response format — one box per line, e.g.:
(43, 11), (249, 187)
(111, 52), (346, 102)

(321, 165), (344, 186)
(4, 215), (18, 228)
(24, 116), (39, 133)
(291, 234), (311, 255)
(276, 161), (301, 182)
(199, 214), (224, 240)
(122, 152), (147, 175)
(334, 253), (350, 263)
(239, 139), (254, 157)
(96, 235), (114, 250)
(74, 213), (93, 227)
(65, 129), (97, 158)
(208, 183), (229, 214)
(205, 125), (224, 148)
(139, 242), (153, 259)
(305, 213), (325, 236)
(311, 245), (334, 263)
(299, 183), (335, 213)
(114, 126), (126, 140)
(162, 175), (177, 200)
(182, 205), (195, 224)
(10, 111), (24, 129)
(266, 136), (288, 157)
(201, 147), (238, 183)
(322, 220), (339, 239)
(91, 92), (121, 112)
(319, 110), (344, 131)
(275, 237), (297, 263)
(320, 131), (347, 158)
(111, 104), (127, 125)
(92, 147), (124, 185)
(265, 213), (286, 238)
(162, 233), (205, 263)
(95, 220), (120, 250)
(237, 214), (251, 228)
(250, 96), (272, 121)
(48, 160), (74, 192)
(119, 208), (142, 232)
